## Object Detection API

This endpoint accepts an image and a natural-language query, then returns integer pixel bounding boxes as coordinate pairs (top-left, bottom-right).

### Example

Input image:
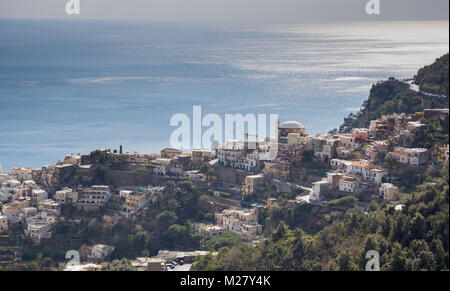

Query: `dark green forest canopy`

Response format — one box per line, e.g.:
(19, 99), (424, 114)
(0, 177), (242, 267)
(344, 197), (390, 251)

(193, 161), (449, 271)
(415, 53), (449, 97)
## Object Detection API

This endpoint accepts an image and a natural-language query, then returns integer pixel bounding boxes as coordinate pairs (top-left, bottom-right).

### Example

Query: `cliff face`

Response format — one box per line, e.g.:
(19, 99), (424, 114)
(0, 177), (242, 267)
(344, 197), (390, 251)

(339, 54), (449, 133)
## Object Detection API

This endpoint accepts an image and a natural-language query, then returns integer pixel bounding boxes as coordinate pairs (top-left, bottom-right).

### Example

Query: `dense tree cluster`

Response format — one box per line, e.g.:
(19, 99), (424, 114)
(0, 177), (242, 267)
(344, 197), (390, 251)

(415, 53), (449, 97)
(7, 179), (214, 270)
(194, 161), (449, 271)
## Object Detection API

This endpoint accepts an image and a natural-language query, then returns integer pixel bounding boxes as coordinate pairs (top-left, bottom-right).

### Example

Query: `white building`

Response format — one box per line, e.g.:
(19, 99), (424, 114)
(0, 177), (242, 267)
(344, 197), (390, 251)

(192, 149), (214, 162)
(349, 161), (388, 184)
(330, 159), (353, 171)
(25, 222), (53, 240)
(119, 190), (133, 198)
(0, 179), (21, 202)
(31, 189), (48, 203)
(339, 175), (359, 193)
(88, 244), (115, 261)
(215, 208), (262, 240)
(25, 212), (56, 241)
(390, 147), (430, 166)
(312, 179), (330, 201)
(311, 173), (342, 201)
(217, 142), (245, 168)
(9, 167), (33, 181)
(151, 158), (171, 176)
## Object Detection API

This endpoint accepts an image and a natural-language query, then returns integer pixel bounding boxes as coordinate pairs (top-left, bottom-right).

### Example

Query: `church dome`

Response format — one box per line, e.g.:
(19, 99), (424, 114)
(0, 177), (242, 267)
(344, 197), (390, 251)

(279, 121), (304, 129)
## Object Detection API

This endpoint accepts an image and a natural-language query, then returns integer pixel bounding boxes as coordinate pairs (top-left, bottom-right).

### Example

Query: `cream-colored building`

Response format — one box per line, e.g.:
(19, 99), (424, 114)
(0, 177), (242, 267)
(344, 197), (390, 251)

(192, 223), (227, 237)
(131, 257), (166, 271)
(63, 154), (81, 165)
(151, 158), (171, 176)
(55, 188), (78, 204)
(38, 199), (62, 216)
(2, 197), (31, 220)
(0, 215), (9, 233)
(160, 148), (183, 159)
(121, 190), (148, 217)
(278, 121), (306, 144)
(390, 147), (429, 166)
(76, 185), (111, 210)
(380, 183), (400, 201)
(215, 208), (262, 240)
(31, 189), (48, 203)
(242, 174), (265, 196)
(9, 167), (33, 181)
(192, 149), (214, 162)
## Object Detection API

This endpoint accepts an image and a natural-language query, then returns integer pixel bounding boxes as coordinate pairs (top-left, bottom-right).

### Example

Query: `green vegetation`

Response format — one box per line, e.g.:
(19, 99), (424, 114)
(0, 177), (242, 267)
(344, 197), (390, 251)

(6, 179), (214, 270)
(195, 56), (450, 271)
(415, 54), (449, 97)
(75, 168), (90, 175)
(339, 54), (449, 132)
(204, 232), (239, 251)
(327, 196), (357, 208)
(89, 150), (109, 164)
(194, 161), (449, 271)
(134, 167), (152, 175)
(413, 117), (449, 149)
(200, 163), (215, 175)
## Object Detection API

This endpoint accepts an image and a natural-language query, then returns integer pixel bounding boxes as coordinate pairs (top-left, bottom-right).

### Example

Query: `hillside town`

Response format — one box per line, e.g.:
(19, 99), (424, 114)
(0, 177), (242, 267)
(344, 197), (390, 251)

(0, 105), (448, 270)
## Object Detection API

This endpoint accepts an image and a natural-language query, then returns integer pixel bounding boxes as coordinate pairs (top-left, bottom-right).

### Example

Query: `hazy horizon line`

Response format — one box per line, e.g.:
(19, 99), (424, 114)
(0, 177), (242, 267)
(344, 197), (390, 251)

(0, 16), (448, 25)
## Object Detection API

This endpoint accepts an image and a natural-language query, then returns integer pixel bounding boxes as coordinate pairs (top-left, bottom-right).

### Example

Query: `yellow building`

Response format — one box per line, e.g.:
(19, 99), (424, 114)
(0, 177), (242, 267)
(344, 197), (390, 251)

(160, 148), (183, 159)
(2, 198), (31, 219)
(122, 190), (148, 217)
(242, 174), (265, 196)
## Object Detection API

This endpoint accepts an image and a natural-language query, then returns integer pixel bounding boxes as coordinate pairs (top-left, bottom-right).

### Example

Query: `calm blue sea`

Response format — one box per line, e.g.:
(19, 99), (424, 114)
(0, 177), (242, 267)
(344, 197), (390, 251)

(0, 19), (448, 171)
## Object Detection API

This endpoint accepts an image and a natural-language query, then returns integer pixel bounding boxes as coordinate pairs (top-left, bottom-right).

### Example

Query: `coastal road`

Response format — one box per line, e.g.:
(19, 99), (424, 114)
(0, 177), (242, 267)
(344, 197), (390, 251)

(405, 80), (447, 99)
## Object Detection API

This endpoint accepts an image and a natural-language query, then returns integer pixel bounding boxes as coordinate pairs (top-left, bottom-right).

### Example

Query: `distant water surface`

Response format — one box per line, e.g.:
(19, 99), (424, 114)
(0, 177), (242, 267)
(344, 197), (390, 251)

(0, 19), (448, 170)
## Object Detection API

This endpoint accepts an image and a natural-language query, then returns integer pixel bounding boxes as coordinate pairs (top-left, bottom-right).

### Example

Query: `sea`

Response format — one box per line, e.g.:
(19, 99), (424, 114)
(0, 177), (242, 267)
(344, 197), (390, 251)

(0, 19), (448, 171)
